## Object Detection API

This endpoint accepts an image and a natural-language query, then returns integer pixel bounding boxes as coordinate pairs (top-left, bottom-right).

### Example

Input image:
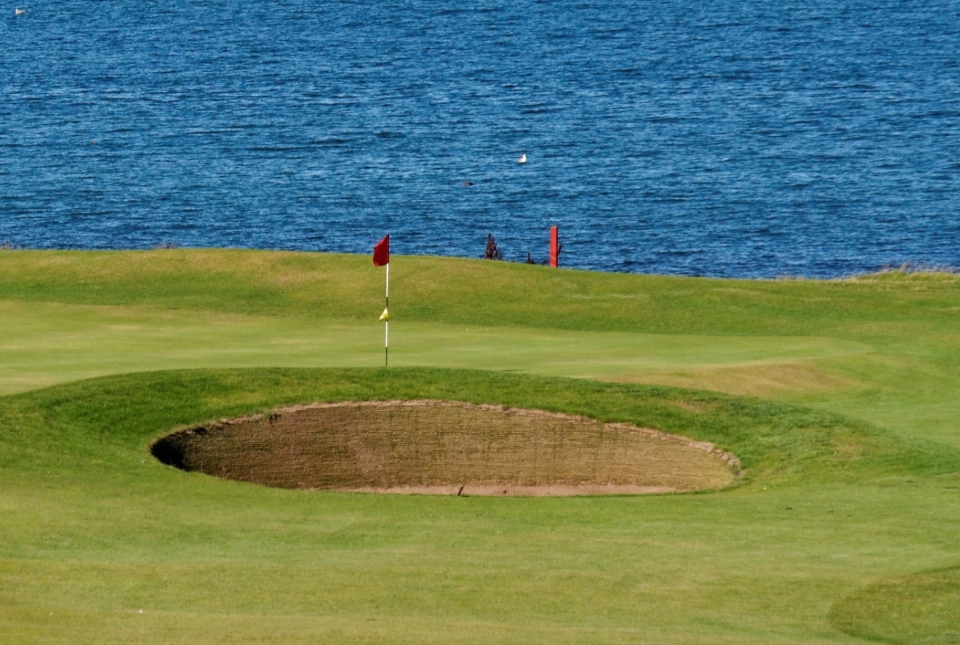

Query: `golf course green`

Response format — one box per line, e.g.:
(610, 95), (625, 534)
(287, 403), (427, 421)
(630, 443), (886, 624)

(1, 249), (958, 644)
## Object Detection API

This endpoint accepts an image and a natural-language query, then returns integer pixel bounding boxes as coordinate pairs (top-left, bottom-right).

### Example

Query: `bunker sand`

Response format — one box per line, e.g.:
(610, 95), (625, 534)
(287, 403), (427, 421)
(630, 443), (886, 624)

(153, 400), (740, 495)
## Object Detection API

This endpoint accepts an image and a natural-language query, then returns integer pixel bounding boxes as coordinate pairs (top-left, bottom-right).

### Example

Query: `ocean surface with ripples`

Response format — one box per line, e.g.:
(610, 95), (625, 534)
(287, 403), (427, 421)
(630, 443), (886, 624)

(3, 0), (959, 277)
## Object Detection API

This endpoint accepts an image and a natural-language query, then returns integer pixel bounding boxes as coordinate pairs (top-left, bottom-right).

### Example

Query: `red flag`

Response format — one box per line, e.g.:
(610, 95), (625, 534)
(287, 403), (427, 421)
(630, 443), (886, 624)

(372, 235), (390, 266)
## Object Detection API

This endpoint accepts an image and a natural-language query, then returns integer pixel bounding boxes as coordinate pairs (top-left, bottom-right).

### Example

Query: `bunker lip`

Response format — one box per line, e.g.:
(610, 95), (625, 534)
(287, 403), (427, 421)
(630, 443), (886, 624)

(152, 400), (742, 496)
(324, 484), (681, 496)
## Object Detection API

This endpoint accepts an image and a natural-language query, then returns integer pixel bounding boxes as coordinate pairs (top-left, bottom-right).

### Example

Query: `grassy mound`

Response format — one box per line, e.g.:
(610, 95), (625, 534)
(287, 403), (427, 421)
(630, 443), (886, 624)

(4, 367), (947, 488)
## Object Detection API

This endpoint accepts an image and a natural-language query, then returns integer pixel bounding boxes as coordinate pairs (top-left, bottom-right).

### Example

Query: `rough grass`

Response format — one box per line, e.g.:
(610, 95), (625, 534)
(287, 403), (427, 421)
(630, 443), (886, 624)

(1, 249), (959, 334)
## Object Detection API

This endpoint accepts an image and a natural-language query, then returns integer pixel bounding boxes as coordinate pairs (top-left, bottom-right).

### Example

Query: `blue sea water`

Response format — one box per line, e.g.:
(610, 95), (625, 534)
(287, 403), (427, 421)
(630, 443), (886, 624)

(2, 1), (959, 277)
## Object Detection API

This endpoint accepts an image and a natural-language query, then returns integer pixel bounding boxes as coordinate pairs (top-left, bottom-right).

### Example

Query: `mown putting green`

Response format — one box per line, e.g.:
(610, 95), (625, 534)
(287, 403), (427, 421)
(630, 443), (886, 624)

(1, 250), (959, 644)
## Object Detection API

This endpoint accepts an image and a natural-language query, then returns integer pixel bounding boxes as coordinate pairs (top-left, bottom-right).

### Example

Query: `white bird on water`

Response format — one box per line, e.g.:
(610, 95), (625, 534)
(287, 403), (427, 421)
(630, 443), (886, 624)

(518, 153), (527, 164)
(15, 7), (26, 14)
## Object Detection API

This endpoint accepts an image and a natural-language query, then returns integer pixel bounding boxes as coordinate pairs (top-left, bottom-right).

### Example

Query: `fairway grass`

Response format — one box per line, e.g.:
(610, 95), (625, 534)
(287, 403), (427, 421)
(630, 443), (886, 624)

(1, 250), (959, 644)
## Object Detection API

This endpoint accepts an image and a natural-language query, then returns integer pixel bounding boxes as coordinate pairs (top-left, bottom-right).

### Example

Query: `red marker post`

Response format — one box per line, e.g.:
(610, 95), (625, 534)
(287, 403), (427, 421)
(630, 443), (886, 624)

(550, 226), (560, 267)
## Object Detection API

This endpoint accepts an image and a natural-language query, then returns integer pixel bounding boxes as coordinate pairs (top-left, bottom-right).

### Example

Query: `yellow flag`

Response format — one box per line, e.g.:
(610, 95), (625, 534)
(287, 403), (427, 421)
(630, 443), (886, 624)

(379, 308), (389, 321)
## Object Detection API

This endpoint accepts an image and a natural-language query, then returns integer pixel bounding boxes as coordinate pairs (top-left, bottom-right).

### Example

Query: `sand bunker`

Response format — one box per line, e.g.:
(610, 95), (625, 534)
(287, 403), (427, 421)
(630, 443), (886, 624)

(151, 400), (740, 496)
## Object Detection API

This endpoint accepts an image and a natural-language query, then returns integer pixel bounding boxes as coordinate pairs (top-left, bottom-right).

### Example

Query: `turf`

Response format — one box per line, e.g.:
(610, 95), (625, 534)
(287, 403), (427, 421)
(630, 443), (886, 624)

(1, 250), (958, 643)
(830, 566), (960, 644)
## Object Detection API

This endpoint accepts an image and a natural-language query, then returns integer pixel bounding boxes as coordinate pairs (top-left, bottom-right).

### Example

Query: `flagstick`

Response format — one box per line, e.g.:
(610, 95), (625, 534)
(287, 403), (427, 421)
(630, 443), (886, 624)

(385, 262), (389, 367)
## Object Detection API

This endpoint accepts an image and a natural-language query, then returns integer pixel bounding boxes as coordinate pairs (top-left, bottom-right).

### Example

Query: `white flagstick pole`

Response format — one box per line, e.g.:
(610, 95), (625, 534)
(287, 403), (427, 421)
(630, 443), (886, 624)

(385, 261), (389, 367)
